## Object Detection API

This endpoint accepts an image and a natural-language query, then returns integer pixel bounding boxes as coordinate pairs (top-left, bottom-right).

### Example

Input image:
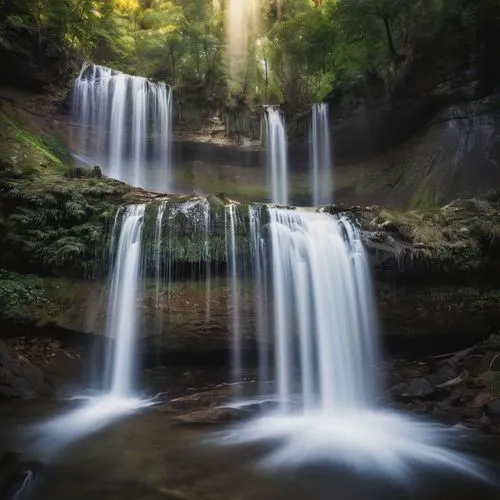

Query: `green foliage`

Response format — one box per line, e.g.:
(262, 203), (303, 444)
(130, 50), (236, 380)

(1, 114), (66, 170)
(0, 113), (136, 277)
(2, 0), (498, 114)
(0, 270), (45, 319)
(254, 0), (500, 113)
(261, 5), (336, 107)
(361, 196), (500, 272)
(41, 134), (73, 165)
(1, 0), (113, 56)
(105, 0), (229, 107)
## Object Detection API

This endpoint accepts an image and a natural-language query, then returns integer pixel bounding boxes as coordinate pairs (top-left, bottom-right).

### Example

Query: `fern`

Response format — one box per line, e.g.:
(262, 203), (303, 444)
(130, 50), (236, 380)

(56, 237), (88, 262)
(64, 200), (88, 219)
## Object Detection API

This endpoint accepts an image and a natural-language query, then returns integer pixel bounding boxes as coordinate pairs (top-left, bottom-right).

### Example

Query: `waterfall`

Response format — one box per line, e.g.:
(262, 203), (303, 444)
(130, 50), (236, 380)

(154, 201), (168, 308)
(249, 205), (270, 397)
(72, 64), (173, 192)
(310, 103), (333, 206)
(264, 107), (288, 205)
(225, 203), (242, 394)
(106, 205), (146, 398)
(265, 208), (378, 411)
(29, 204), (148, 457)
(153, 197), (215, 327)
(218, 205), (485, 482)
(203, 200), (212, 324)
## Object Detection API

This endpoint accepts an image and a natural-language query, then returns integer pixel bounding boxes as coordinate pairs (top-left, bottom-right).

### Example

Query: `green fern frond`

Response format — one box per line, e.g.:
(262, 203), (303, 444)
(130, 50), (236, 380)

(64, 200), (88, 219)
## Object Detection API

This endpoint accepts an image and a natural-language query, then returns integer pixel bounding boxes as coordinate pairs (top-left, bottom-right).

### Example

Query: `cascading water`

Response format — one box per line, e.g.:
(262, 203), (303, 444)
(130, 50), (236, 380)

(106, 205), (146, 398)
(29, 205), (149, 457)
(310, 103), (333, 205)
(249, 205), (270, 397)
(153, 197), (215, 330)
(155, 201), (168, 308)
(217, 206), (487, 483)
(266, 208), (378, 412)
(72, 64), (172, 192)
(264, 107), (288, 205)
(226, 203), (242, 394)
(203, 200), (212, 324)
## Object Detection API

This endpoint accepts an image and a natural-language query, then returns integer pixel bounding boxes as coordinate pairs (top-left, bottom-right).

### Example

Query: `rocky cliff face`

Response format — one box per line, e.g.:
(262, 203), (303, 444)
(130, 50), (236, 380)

(166, 17), (500, 207)
(1, 182), (499, 357)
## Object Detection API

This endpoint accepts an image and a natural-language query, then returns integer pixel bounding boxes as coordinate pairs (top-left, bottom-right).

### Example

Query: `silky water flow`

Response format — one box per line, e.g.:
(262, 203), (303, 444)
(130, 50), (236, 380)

(27, 205), (151, 457)
(216, 206), (490, 484)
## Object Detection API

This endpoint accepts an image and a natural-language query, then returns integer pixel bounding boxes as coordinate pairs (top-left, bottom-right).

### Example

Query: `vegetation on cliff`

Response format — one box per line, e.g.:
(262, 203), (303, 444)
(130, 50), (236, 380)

(1, 0), (500, 349)
(350, 195), (500, 274)
(2, 91), (499, 282)
(2, 0), (498, 117)
(0, 100), (255, 279)
(0, 106), (136, 276)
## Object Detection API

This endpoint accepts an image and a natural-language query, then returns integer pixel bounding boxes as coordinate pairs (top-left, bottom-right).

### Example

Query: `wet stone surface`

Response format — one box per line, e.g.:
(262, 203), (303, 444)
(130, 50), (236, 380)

(388, 334), (500, 432)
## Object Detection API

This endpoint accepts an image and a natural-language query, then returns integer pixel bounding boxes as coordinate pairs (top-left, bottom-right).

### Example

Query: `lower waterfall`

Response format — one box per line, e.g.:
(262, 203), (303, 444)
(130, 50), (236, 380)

(106, 205), (145, 397)
(217, 206), (487, 483)
(265, 207), (378, 412)
(28, 205), (149, 456)
(22, 200), (489, 484)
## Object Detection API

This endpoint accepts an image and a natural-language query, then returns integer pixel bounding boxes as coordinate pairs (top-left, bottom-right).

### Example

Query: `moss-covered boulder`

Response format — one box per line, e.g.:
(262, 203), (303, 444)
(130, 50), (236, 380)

(328, 195), (500, 277)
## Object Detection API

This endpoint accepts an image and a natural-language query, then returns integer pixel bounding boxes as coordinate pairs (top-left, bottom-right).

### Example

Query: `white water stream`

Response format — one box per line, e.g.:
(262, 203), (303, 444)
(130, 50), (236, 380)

(310, 103), (333, 205)
(266, 208), (378, 411)
(29, 205), (149, 457)
(226, 204), (242, 394)
(106, 205), (146, 397)
(217, 206), (488, 483)
(72, 64), (172, 192)
(265, 107), (288, 205)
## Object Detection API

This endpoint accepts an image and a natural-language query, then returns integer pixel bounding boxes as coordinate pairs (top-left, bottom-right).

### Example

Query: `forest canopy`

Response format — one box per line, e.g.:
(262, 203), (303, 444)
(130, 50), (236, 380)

(1, 0), (498, 110)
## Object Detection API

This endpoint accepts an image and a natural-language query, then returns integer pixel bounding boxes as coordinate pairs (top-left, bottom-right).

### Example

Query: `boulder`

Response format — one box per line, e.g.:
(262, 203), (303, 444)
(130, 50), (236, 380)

(470, 392), (492, 410)
(439, 385), (467, 409)
(474, 370), (499, 389)
(427, 363), (460, 387)
(391, 378), (436, 402)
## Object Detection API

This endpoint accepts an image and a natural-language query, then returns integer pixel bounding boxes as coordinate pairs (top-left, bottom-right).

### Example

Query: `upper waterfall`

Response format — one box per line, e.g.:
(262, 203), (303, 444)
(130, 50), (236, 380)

(72, 64), (173, 192)
(310, 103), (333, 205)
(264, 107), (288, 205)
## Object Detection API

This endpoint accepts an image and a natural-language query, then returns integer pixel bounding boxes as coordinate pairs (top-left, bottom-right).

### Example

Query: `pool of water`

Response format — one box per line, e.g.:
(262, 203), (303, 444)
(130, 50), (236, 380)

(1, 399), (499, 500)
